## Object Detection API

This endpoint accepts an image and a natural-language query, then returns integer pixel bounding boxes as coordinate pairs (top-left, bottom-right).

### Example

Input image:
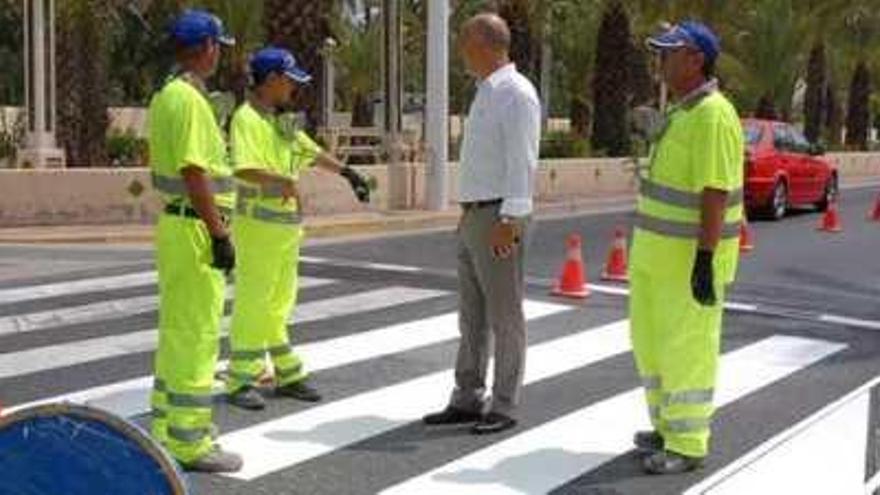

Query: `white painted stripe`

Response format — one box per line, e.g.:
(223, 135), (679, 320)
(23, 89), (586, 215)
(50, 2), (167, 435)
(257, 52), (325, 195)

(381, 336), (846, 495)
(724, 302), (759, 312)
(300, 255), (424, 274)
(299, 256), (331, 264)
(685, 375), (880, 495)
(0, 286), (447, 380)
(820, 314), (880, 331)
(0, 271), (157, 304)
(0, 277), (334, 336)
(3, 300), (568, 418)
(363, 262), (423, 273)
(697, 394), (868, 495)
(219, 319), (632, 480)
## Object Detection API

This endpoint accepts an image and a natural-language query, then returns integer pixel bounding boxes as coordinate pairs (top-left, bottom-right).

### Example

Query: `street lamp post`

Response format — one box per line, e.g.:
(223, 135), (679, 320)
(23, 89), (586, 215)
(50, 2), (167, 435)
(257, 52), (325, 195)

(425, 0), (449, 211)
(321, 37), (338, 129)
(18, 0), (65, 168)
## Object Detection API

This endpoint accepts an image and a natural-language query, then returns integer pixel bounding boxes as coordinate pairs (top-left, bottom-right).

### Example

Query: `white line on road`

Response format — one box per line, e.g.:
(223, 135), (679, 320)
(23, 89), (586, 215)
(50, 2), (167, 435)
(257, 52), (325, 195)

(381, 336), (847, 495)
(0, 286), (448, 381)
(0, 276), (334, 336)
(0, 271), (157, 305)
(685, 373), (880, 495)
(298, 256), (880, 332)
(219, 319), (633, 481)
(819, 314), (880, 331)
(3, 300), (568, 419)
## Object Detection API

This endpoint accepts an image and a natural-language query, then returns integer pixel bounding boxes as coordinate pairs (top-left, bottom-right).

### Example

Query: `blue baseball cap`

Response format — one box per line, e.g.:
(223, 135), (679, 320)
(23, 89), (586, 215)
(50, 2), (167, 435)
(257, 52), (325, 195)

(170, 9), (235, 47)
(250, 47), (312, 84)
(647, 21), (720, 63)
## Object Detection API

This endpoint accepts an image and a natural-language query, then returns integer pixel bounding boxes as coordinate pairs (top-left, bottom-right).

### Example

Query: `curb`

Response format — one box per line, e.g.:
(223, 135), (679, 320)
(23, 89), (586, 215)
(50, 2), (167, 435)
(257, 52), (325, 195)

(0, 197), (636, 245)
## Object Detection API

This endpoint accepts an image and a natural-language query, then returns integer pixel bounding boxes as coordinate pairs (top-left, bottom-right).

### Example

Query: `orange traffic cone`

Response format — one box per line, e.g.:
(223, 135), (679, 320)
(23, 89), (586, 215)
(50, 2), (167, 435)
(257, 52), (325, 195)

(739, 220), (755, 253)
(818, 200), (843, 233)
(868, 193), (880, 222)
(551, 234), (590, 299)
(601, 227), (629, 282)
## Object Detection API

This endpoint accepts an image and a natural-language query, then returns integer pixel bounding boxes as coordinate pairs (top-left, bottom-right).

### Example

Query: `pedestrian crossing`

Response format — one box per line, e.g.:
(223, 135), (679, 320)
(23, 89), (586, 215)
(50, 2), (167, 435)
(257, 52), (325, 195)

(0, 262), (866, 494)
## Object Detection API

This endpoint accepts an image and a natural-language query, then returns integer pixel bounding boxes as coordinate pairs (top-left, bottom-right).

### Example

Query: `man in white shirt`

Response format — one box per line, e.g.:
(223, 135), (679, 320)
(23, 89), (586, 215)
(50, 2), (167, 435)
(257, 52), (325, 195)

(423, 13), (541, 435)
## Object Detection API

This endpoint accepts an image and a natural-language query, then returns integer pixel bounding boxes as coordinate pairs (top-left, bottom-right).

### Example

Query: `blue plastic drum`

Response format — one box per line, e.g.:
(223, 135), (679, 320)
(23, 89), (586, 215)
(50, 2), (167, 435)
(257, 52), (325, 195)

(0, 404), (188, 495)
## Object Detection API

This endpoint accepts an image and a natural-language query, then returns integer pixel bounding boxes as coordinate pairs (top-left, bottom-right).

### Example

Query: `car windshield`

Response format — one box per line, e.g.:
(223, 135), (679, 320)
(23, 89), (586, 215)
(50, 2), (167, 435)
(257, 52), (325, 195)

(743, 123), (763, 146)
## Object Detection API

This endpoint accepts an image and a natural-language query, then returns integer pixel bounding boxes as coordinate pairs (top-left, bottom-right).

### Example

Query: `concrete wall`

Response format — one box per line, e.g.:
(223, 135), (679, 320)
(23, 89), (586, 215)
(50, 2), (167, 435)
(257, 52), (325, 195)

(1, 154), (879, 227)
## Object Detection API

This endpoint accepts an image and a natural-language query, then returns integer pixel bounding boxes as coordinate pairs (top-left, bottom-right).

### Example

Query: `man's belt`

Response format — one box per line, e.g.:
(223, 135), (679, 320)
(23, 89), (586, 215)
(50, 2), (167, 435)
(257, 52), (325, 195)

(163, 203), (232, 220)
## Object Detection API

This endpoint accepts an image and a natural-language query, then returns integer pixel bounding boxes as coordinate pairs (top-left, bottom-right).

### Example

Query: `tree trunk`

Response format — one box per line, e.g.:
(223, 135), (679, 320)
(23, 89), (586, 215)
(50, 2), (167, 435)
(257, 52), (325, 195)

(352, 92), (374, 128)
(497, 0), (540, 83)
(803, 41), (826, 144)
(570, 96), (591, 139)
(628, 43), (654, 107)
(57, 0), (113, 167)
(754, 94), (778, 120)
(845, 61), (871, 151)
(826, 82), (843, 147)
(591, 1), (631, 157)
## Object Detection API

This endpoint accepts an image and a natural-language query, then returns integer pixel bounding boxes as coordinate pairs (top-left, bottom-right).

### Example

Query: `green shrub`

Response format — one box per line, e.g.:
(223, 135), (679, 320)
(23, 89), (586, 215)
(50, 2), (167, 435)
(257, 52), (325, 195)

(540, 131), (591, 159)
(106, 128), (147, 167)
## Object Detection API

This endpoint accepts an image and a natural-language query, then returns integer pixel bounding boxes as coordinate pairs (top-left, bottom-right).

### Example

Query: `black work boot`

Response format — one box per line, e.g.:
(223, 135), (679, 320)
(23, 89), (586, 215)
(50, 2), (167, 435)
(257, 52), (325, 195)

(228, 385), (266, 411)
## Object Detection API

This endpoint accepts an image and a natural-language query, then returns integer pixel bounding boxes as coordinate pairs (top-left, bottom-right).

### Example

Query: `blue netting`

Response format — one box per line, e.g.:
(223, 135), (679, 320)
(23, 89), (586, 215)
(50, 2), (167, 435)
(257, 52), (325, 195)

(0, 410), (187, 495)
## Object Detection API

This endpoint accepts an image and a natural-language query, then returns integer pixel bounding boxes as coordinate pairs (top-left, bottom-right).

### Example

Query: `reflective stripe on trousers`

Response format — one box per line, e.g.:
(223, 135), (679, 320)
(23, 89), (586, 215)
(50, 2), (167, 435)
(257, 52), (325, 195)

(235, 203), (303, 225)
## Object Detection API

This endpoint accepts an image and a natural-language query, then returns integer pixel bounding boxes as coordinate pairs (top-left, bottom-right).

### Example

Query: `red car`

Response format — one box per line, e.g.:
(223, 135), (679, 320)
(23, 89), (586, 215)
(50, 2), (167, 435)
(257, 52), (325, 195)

(743, 118), (838, 220)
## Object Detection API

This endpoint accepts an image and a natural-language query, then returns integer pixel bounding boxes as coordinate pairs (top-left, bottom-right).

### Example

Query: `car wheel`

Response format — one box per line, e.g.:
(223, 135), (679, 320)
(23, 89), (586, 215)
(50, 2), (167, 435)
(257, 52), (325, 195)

(767, 180), (788, 221)
(815, 174), (838, 212)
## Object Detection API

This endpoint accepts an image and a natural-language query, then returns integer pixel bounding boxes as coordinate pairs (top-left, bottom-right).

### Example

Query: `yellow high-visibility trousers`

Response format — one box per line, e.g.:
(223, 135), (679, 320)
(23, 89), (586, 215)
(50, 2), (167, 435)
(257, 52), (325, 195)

(227, 215), (306, 392)
(629, 263), (725, 458)
(151, 214), (225, 462)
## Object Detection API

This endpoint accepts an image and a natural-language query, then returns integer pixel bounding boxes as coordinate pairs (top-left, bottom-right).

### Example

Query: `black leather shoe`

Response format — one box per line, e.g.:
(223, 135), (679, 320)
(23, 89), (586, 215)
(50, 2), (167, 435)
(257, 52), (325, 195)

(227, 385), (266, 411)
(471, 412), (517, 435)
(276, 380), (322, 402)
(423, 406), (483, 425)
(634, 430), (664, 454)
(643, 450), (704, 475)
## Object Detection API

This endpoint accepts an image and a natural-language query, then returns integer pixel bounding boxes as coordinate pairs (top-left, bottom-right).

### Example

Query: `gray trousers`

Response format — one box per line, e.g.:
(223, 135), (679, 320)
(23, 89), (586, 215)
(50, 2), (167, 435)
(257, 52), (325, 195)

(450, 203), (530, 416)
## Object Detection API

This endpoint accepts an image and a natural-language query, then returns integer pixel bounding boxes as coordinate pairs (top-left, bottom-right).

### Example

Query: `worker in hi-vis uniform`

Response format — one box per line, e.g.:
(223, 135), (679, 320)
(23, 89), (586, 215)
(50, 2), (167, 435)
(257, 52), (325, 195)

(225, 46), (370, 411)
(148, 9), (242, 473)
(630, 21), (745, 475)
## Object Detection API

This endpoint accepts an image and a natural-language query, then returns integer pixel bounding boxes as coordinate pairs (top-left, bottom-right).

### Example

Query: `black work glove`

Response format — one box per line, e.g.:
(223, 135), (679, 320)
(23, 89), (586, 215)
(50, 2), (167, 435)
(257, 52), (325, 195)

(341, 166), (371, 203)
(211, 235), (236, 275)
(691, 249), (717, 306)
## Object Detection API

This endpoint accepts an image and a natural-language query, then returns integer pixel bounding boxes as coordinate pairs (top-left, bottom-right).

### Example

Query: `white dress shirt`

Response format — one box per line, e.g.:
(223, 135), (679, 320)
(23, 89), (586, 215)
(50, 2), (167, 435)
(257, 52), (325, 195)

(458, 63), (541, 218)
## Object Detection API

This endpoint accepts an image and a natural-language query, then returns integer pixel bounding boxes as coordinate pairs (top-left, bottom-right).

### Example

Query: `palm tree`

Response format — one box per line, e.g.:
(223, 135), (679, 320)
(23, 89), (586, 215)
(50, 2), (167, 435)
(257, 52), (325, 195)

(205, 0), (265, 103)
(57, 0), (117, 166)
(720, 0), (807, 119)
(263, 0), (338, 130)
(548, 0), (602, 137)
(497, 0), (543, 84)
(335, 14), (381, 127)
(836, 5), (879, 150)
(0, 0), (23, 105)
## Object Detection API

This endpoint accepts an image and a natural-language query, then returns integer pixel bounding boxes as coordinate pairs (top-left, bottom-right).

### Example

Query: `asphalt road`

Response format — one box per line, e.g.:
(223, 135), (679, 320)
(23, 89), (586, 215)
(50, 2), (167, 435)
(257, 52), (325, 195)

(1, 184), (879, 495)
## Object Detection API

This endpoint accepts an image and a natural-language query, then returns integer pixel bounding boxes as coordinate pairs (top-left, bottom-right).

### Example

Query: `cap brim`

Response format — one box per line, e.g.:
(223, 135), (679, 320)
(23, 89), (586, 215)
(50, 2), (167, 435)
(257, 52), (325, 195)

(646, 32), (688, 51)
(284, 68), (312, 84)
(217, 35), (236, 46)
